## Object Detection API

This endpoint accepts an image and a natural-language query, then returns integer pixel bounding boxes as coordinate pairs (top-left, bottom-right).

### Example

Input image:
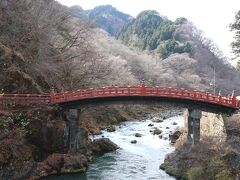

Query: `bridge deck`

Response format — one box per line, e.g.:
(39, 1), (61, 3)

(0, 85), (239, 111)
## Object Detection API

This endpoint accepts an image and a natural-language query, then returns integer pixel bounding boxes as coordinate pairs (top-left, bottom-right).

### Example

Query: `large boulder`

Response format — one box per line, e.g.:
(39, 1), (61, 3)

(90, 138), (119, 155)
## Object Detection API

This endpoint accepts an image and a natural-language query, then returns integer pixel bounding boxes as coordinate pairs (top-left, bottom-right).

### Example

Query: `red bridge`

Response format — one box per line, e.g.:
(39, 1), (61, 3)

(0, 85), (239, 113)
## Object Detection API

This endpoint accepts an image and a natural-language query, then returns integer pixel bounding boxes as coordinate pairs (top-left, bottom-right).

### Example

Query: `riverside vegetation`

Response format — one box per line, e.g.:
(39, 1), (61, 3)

(0, 0), (240, 179)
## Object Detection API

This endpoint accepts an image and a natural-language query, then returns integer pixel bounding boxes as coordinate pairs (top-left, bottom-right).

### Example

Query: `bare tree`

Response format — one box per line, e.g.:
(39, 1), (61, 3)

(0, 0), (115, 91)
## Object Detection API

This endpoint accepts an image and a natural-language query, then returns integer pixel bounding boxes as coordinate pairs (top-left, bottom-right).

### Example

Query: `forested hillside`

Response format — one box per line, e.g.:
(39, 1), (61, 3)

(118, 11), (193, 59)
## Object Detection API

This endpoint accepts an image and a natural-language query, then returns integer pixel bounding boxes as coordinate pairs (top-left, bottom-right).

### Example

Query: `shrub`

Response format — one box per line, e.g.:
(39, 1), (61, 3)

(215, 169), (233, 180)
(0, 116), (13, 130)
(52, 105), (62, 117)
(187, 167), (204, 180)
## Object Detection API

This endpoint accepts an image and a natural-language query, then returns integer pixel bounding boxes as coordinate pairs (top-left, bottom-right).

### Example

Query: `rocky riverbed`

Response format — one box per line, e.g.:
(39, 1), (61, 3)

(45, 109), (184, 180)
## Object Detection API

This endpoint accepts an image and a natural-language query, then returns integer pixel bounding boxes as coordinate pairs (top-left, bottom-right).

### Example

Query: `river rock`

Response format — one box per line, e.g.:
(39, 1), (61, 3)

(166, 127), (170, 129)
(106, 125), (116, 132)
(172, 122), (178, 125)
(153, 128), (162, 135)
(135, 133), (142, 137)
(159, 135), (163, 139)
(131, 140), (137, 144)
(91, 138), (119, 155)
(148, 123), (154, 127)
(169, 131), (182, 144)
(152, 117), (164, 123)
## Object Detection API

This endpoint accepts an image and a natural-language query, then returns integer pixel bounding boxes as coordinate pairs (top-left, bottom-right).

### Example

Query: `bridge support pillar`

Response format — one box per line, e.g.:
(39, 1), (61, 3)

(187, 109), (201, 145)
(69, 109), (78, 154)
(69, 109), (87, 154)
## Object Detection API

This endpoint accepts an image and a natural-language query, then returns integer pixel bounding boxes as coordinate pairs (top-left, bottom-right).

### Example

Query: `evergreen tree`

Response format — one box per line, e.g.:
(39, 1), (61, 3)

(230, 10), (240, 57)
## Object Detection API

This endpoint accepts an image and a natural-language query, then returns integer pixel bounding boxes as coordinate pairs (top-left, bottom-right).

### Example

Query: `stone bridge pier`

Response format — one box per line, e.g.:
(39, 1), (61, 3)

(68, 109), (87, 154)
(187, 109), (202, 145)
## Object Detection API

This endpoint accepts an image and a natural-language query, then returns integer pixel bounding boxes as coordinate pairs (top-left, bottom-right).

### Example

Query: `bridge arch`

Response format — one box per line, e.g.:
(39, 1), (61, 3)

(50, 85), (239, 114)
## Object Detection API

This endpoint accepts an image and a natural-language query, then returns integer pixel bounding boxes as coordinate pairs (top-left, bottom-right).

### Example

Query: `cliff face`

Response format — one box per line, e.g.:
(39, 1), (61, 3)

(0, 104), (70, 179)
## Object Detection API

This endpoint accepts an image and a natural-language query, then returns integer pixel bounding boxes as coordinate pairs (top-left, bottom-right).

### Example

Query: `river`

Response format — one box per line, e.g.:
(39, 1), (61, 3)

(46, 112), (184, 180)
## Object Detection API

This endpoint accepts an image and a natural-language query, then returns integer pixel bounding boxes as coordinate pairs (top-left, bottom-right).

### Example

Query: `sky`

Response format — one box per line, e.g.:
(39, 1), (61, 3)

(57, 0), (240, 58)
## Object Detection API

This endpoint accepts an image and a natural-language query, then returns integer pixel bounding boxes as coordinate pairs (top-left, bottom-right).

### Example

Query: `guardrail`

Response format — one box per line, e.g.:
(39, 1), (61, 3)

(0, 94), (50, 104)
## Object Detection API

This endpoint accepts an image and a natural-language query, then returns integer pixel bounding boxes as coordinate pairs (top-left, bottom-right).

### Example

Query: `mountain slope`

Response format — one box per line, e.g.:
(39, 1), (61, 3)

(118, 11), (193, 59)
(70, 5), (133, 36)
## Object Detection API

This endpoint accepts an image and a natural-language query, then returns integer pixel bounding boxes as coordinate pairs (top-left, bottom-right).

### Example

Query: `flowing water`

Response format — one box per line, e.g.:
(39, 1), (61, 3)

(46, 114), (184, 180)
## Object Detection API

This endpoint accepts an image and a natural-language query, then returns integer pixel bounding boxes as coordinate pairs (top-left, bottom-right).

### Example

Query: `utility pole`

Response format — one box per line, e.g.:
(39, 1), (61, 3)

(231, 90), (235, 97)
(210, 65), (216, 94)
(213, 66), (216, 95)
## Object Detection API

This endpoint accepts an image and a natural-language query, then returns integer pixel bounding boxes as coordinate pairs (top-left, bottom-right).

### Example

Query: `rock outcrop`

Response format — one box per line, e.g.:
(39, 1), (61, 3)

(34, 153), (88, 178)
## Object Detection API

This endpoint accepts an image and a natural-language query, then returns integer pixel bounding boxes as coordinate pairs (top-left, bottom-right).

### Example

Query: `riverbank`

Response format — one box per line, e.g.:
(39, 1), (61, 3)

(160, 113), (240, 180)
(0, 103), (180, 179)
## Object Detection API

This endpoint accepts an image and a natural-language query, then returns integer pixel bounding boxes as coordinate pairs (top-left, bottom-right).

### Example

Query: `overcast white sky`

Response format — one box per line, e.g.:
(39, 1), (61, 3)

(57, 0), (240, 58)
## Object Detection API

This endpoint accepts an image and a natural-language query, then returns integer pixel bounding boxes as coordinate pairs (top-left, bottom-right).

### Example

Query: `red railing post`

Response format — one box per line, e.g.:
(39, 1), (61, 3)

(140, 84), (146, 95)
(232, 96), (237, 107)
(50, 87), (56, 104)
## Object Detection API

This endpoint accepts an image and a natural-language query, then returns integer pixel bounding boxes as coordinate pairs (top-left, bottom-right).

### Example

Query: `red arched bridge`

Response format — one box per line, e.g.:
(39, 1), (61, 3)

(0, 85), (239, 113)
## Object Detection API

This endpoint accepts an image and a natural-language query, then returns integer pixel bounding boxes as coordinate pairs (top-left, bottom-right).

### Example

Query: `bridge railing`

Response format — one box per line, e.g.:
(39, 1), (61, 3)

(0, 94), (50, 104)
(0, 86), (238, 109)
(50, 85), (239, 109)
